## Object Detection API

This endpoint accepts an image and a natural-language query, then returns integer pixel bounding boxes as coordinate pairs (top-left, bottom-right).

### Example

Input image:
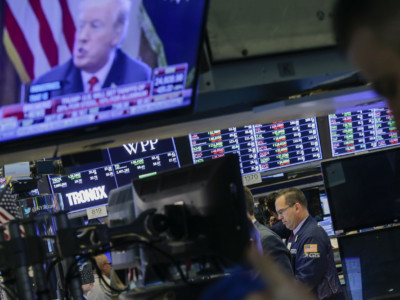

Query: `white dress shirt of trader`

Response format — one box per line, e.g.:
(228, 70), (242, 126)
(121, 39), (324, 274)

(88, 254), (112, 300)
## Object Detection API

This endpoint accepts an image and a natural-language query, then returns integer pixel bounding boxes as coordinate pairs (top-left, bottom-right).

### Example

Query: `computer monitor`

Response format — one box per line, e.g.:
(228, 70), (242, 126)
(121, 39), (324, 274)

(328, 107), (398, 157)
(319, 192), (331, 215)
(321, 147), (400, 233)
(318, 216), (335, 237)
(339, 226), (400, 300)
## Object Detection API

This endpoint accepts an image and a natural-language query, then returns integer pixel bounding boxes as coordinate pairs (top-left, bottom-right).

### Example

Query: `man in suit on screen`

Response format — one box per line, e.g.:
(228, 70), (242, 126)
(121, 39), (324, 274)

(33, 0), (151, 97)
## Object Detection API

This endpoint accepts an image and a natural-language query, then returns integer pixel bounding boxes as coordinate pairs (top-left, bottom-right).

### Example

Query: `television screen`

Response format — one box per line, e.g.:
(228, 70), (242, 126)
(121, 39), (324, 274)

(189, 117), (322, 175)
(339, 226), (400, 300)
(321, 147), (400, 233)
(318, 216), (335, 237)
(49, 137), (180, 213)
(319, 192), (331, 215)
(0, 0), (208, 152)
(329, 107), (398, 157)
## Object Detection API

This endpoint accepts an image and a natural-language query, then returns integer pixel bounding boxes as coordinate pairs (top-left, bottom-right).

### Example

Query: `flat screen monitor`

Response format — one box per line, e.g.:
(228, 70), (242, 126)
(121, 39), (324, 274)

(0, 0), (209, 153)
(321, 147), (400, 233)
(189, 117), (322, 175)
(318, 216), (335, 237)
(329, 107), (399, 157)
(339, 226), (400, 300)
(319, 192), (331, 215)
(49, 137), (180, 213)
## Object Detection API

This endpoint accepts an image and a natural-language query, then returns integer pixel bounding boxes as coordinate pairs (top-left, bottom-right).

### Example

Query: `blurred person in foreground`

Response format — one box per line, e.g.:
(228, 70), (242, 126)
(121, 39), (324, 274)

(202, 219), (316, 300)
(332, 0), (400, 128)
(275, 188), (344, 300)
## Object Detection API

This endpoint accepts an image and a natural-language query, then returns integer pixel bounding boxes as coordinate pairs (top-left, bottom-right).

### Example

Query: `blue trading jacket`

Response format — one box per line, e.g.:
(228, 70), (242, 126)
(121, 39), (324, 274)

(288, 216), (342, 300)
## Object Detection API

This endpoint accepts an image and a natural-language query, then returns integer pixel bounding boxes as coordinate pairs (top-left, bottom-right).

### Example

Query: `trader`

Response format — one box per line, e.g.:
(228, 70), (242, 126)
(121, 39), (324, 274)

(275, 188), (344, 300)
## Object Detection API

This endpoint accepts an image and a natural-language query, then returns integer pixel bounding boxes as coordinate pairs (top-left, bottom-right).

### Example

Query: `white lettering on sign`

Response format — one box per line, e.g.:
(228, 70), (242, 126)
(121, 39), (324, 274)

(123, 139), (158, 155)
(66, 185), (107, 206)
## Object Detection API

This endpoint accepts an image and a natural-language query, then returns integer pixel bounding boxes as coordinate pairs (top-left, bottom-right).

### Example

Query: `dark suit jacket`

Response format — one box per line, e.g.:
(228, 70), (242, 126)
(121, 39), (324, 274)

(254, 220), (293, 275)
(271, 219), (292, 241)
(33, 48), (152, 98)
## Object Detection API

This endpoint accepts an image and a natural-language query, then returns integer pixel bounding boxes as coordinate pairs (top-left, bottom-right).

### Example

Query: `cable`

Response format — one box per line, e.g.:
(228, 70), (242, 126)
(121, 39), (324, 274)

(0, 283), (18, 300)
(110, 238), (191, 285)
(46, 258), (62, 284)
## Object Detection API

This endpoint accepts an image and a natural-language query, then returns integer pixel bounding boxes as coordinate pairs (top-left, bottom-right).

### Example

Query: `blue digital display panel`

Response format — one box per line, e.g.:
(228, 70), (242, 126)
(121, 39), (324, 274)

(189, 117), (322, 175)
(329, 107), (399, 157)
(49, 138), (180, 213)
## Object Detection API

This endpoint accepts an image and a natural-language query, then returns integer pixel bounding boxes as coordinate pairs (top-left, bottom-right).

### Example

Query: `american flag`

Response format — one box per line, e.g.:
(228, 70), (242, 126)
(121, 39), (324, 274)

(304, 244), (318, 253)
(3, 0), (78, 82)
(0, 178), (22, 239)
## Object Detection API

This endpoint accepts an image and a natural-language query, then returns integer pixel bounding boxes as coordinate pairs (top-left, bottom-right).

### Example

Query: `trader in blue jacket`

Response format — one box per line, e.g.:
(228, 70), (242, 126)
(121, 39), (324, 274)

(275, 187), (344, 300)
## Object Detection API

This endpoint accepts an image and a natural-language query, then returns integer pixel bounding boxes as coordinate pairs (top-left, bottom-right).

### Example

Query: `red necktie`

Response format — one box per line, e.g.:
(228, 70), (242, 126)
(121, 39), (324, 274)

(288, 232), (294, 243)
(88, 76), (99, 92)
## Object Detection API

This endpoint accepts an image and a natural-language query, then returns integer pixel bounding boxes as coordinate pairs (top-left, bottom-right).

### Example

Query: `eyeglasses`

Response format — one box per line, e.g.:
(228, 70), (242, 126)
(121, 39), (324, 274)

(276, 203), (296, 216)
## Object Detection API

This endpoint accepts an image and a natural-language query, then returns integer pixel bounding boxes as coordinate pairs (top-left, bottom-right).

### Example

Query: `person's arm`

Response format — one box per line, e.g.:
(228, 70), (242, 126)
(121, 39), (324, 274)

(261, 233), (293, 276)
(247, 247), (317, 300)
(294, 236), (328, 288)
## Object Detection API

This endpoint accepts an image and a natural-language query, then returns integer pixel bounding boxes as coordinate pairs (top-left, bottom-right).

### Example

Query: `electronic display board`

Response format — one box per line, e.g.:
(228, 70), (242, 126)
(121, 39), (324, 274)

(189, 117), (322, 175)
(49, 138), (180, 212)
(329, 108), (399, 157)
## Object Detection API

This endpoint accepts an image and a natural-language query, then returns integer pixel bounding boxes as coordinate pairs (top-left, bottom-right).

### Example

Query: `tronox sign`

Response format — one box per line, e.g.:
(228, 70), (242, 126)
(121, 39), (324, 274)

(66, 185), (107, 207)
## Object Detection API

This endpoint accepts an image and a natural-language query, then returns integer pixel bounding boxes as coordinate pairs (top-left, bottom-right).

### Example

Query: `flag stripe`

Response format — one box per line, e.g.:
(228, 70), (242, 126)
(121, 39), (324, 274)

(6, 0), (51, 79)
(0, 210), (12, 223)
(41, 0), (73, 67)
(59, 0), (76, 53)
(3, 30), (31, 82)
(4, 2), (35, 80)
(28, 0), (59, 67)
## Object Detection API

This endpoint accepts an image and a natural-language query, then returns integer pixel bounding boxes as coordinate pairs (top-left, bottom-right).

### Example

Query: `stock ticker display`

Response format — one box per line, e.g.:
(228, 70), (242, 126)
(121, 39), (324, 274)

(329, 108), (399, 157)
(189, 118), (322, 175)
(49, 138), (180, 212)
